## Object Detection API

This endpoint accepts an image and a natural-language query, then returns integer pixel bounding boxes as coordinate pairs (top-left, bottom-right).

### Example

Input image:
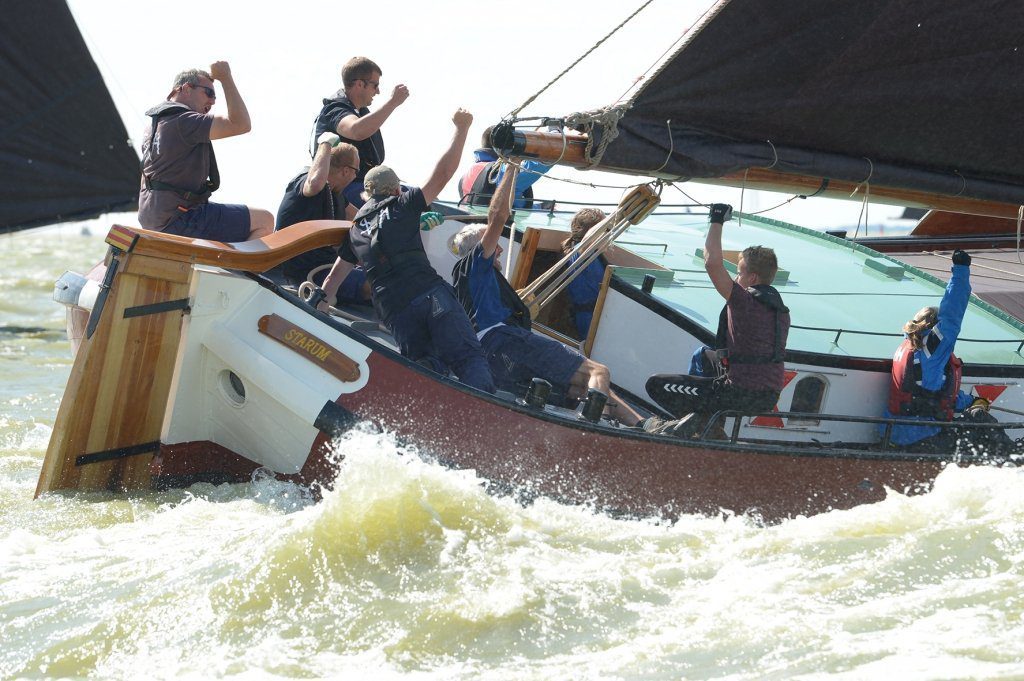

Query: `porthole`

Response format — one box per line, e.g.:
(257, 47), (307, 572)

(789, 375), (827, 425)
(219, 370), (246, 406)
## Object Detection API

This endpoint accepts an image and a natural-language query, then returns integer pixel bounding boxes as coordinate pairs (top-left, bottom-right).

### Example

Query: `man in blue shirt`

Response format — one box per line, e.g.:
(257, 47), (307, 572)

(450, 170), (643, 425)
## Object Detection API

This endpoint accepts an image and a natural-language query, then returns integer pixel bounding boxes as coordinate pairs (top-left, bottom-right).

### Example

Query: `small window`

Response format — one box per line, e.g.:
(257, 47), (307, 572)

(789, 375), (827, 425)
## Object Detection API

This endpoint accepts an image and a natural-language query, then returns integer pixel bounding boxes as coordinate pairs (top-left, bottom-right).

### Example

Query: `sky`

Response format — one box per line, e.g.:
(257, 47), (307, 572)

(67, 0), (901, 230)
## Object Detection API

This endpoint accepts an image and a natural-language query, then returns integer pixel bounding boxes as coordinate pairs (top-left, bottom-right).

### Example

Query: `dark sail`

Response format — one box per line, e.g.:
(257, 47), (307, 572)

(585, 0), (1024, 204)
(0, 0), (140, 233)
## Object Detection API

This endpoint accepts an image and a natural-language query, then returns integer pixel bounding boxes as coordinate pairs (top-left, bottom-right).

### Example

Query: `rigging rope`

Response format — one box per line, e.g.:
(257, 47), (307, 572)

(505, 0), (657, 120)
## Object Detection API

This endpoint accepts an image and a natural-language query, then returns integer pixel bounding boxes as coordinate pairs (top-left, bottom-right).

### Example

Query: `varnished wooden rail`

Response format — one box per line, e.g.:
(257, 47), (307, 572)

(107, 220), (352, 272)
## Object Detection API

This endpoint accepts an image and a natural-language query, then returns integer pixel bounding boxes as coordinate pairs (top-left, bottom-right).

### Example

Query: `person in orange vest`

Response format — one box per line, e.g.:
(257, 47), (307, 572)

(458, 127), (549, 209)
(882, 249), (988, 451)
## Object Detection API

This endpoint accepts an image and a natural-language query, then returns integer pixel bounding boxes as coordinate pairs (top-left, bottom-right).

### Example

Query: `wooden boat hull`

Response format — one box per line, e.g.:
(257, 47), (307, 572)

(37, 224), (1019, 523)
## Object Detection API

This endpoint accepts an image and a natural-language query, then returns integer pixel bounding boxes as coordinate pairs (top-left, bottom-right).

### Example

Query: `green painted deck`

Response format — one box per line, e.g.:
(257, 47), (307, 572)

(506, 207), (1024, 366)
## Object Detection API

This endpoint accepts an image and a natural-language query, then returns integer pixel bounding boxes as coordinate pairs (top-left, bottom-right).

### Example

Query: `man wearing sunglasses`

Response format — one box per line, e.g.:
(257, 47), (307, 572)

(139, 60), (274, 242)
(270, 134), (369, 303)
(310, 56), (409, 209)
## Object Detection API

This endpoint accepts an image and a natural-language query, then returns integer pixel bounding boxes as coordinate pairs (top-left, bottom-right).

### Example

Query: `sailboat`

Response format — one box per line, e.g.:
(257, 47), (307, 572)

(29, 0), (1024, 522)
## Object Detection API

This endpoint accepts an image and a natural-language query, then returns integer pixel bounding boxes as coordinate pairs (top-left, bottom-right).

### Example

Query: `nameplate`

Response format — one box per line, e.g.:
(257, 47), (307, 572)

(257, 314), (360, 382)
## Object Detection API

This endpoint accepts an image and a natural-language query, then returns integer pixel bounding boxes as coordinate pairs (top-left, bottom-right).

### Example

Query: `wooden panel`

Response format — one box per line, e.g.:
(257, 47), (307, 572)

(510, 227), (540, 290)
(911, 210), (1020, 236)
(584, 266), (616, 357)
(36, 251), (193, 496)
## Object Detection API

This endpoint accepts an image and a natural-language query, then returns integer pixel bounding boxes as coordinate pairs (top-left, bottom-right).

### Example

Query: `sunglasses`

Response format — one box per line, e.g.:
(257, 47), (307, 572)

(191, 84), (216, 98)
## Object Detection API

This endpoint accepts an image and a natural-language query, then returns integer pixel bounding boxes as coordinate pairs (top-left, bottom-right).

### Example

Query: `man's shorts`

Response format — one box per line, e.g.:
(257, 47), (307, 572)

(164, 202), (251, 242)
(481, 324), (584, 390)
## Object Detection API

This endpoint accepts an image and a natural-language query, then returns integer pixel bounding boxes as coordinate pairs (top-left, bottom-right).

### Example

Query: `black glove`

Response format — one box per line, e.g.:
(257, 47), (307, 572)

(709, 203), (733, 224)
(952, 249), (971, 266)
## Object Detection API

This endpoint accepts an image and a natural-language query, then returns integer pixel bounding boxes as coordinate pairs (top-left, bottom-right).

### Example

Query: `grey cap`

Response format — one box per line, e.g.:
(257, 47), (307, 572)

(364, 165), (400, 197)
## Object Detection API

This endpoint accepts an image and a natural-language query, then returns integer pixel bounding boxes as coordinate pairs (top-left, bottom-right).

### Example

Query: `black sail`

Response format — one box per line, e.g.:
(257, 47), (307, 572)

(0, 0), (140, 233)
(588, 0), (1024, 204)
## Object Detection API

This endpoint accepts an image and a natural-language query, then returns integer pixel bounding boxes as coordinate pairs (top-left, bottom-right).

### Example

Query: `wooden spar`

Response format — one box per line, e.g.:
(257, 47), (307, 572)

(499, 129), (1024, 220)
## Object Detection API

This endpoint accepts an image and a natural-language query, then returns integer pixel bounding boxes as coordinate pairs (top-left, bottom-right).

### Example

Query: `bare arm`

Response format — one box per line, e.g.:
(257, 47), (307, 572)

(321, 256), (356, 307)
(704, 220), (734, 300)
(303, 140), (333, 197)
(421, 109), (473, 204)
(479, 166), (515, 258)
(208, 61), (251, 140)
(336, 85), (409, 140)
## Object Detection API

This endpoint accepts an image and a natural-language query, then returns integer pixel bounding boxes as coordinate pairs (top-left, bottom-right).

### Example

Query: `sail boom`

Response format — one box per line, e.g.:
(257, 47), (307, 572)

(498, 129), (1024, 220)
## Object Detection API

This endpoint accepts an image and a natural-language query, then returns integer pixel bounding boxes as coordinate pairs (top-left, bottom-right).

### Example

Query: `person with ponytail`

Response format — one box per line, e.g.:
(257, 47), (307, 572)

(883, 249), (984, 450)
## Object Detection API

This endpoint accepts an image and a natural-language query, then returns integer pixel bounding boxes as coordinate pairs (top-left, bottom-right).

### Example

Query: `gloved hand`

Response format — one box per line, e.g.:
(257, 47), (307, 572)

(419, 211), (444, 231)
(317, 131), (341, 147)
(968, 396), (990, 412)
(709, 203), (733, 224)
(952, 249), (971, 266)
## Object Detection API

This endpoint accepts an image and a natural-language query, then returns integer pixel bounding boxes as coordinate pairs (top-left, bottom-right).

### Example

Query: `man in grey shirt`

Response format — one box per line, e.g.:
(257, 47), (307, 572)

(138, 61), (273, 242)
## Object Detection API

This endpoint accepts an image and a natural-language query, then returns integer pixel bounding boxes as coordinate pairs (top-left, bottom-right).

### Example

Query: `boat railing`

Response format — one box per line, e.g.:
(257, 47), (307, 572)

(702, 409), (1024, 453)
(790, 323), (1024, 352)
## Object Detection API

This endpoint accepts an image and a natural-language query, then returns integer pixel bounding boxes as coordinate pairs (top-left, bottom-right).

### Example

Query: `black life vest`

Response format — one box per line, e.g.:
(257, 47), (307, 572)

(459, 161), (534, 209)
(715, 284), (789, 367)
(887, 333), (962, 420)
(353, 196), (432, 284)
(451, 249), (532, 332)
(143, 102), (220, 200)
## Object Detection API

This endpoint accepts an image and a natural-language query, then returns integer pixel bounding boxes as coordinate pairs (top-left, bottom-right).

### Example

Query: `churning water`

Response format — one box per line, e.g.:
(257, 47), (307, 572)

(3, 225), (1024, 680)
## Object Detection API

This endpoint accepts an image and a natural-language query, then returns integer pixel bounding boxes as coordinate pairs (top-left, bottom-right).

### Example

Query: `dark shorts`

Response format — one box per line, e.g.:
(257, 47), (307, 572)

(481, 324), (584, 391)
(164, 202), (251, 242)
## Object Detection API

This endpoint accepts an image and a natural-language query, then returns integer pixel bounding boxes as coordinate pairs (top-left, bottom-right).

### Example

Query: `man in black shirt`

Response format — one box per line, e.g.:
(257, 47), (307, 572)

(273, 133), (360, 286)
(321, 109), (494, 393)
(310, 56), (409, 208)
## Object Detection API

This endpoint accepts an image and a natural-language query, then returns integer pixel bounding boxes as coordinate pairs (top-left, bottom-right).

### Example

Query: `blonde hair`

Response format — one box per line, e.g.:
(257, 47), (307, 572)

(452, 225), (486, 257)
(562, 208), (606, 252)
(328, 143), (358, 170)
(903, 306), (938, 349)
(741, 246), (779, 284)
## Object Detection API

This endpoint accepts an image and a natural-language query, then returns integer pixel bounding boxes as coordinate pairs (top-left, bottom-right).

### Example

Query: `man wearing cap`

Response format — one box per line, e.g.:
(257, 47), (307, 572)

(310, 56), (409, 209)
(320, 109), (494, 393)
(139, 61), (274, 241)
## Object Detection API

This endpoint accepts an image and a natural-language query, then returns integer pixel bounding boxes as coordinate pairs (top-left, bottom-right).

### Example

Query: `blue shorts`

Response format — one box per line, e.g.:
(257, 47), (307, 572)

(481, 324), (584, 391)
(164, 202), (251, 242)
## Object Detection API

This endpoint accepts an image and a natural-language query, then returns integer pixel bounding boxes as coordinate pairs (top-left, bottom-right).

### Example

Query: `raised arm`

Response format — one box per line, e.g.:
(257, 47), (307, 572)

(704, 203), (734, 300)
(303, 133), (338, 197)
(479, 165), (516, 258)
(336, 84), (409, 140)
(934, 250), (973, 354)
(421, 109), (473, 204)
(208, 61), (252, 140)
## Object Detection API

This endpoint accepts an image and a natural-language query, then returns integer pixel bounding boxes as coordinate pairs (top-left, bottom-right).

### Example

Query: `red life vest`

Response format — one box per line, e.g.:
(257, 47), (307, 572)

(887, 337), (962, 420)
